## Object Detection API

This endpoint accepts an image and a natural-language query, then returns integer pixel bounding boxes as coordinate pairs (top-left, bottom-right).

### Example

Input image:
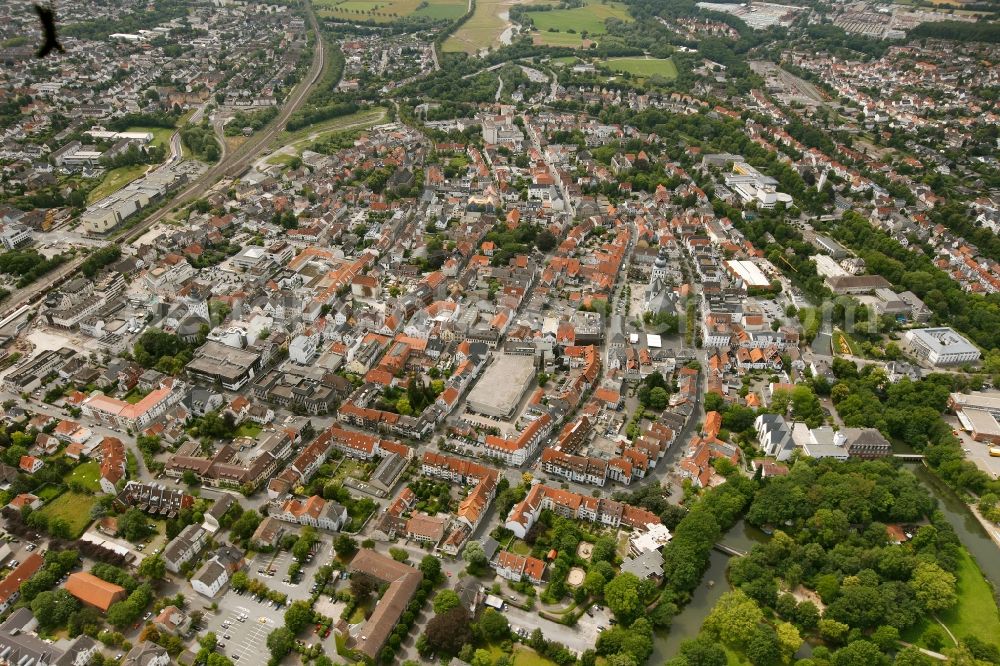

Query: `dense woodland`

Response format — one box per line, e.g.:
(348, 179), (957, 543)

(668, 459), (999, 666)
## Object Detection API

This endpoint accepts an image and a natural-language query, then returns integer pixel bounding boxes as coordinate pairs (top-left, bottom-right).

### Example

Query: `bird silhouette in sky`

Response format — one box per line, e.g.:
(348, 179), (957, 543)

(34, 3), (65, 58)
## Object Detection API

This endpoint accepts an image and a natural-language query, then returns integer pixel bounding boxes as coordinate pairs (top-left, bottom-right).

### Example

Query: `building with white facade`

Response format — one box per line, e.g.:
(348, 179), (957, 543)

(905, 327), (981, 366)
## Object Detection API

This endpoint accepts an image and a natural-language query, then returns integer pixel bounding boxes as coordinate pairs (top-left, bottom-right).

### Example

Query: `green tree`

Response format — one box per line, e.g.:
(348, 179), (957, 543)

(648, 387), (669, 410)
(775, 621), (802, 661)
(462, 541), (488, 570)
(583, 569), (607, 597)
(117, 508), (154, 542)
(909, 562), (956, 612)
(604, 572), (643, 625)
(230, 510), (262, 541)
(31, 589), (79, 629)
(745, 626), (780, 666)
(703, 591), (763, 647)
(476, 608), (509, 642)
(872, 625), (900, 652)
(419, 555), (441, 581)
(818, 619), (850, 646)
(266, 627), (295, 660)
(137, 554), (166, 580)
(676, 636), (726, 666)
(334, 534), (358, 558)
(893, 646), (935, 666)
(833, 640), (885, 666)
(433, 589), (461, 615)
(284, 600), (313, 634)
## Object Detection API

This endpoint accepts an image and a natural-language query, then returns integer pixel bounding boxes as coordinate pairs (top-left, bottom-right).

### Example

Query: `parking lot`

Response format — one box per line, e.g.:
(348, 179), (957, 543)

(503, 602), (614, 655)
(206, 593), (284, 662)
(244, 539), (332, 603)
(946, 415), (1000, 479)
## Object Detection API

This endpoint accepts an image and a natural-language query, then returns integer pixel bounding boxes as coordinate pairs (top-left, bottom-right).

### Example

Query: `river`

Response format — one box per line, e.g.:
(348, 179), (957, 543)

(650, 466), (1000, 660)
(651, 520), (770, 661)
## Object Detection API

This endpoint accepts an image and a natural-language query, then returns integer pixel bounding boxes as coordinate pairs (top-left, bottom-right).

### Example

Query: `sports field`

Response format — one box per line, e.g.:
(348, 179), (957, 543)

(316, 0), (466, 22)
(602, 56), (677, 79)
(532, 31), (591, 47)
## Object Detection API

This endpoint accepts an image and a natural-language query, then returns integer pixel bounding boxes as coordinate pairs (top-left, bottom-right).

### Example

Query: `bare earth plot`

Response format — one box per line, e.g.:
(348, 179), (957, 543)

(444, 0), (542, 54)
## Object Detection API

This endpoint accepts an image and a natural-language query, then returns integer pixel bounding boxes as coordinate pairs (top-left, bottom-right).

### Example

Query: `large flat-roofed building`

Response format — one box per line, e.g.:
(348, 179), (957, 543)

(950, 391), (1000, 443)
(186, 340), (263, 390)
(811, 234), (849, 259)
(826, 274), (892, 294)
(724, 260), (770, 289)
(465, 354), (536, 419)
(905, 327), (981, 367)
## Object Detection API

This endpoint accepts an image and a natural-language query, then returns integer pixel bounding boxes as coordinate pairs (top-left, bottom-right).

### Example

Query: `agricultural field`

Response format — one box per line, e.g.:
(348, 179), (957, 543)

(601, 56), (678, 79)
(37, 492), (97, 538)
(523, 0), (630, 35)
(315, 0), (466, 22)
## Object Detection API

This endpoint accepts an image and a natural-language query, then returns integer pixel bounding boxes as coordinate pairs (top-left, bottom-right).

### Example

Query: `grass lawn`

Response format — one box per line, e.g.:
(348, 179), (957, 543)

(532, 31), (589, 47)
(550, 56), (579, 66)
(510, 539), (533, 556)
(235, 422), (263, 439)
(348, 599), (372, 624)
(35, 483), (65, 502)
(87, 164), (148, 204)
(266, 153), (301, 167)
(124, 126), (174, 151)
(513, 647), (560, 666)
(37, 492), (96, 538)
(902, 548), (1000, 649)
(524, 0), (631, 34)
(65, 462), (102, 493)
(123, 387), (150, 405)
(277, 108), (387, 147)
(602, 56), (677, 79)
(938, 549), (1000, 647)
(333, 459), (364, 483)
